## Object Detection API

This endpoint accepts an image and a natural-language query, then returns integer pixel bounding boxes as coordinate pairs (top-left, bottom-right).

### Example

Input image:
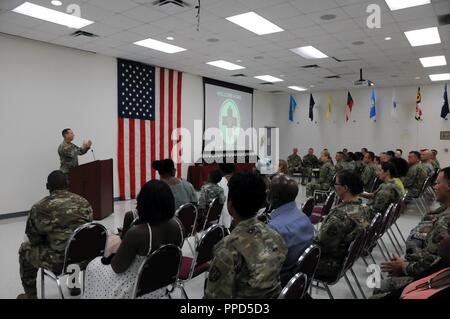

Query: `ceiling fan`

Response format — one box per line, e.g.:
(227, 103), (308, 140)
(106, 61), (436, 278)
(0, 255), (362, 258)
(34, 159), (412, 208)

(152, 0), (192, 7)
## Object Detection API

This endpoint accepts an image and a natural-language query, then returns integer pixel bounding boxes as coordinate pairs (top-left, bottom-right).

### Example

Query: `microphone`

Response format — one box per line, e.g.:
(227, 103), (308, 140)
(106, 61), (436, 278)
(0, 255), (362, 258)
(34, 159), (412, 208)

(91, 149), (96, 161)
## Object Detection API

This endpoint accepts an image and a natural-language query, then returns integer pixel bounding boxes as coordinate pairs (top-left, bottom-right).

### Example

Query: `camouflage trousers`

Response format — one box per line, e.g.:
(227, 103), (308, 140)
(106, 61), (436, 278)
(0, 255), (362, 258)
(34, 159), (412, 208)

(306, 182), (329, 197)
(19, 242), (63, 297)
(371, 276), (414, 298)
(314, 257), (342, 281)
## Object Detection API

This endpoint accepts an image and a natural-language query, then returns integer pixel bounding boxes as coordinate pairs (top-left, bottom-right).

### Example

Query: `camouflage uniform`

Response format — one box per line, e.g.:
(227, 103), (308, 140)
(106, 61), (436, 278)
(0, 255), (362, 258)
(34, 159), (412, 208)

(378, 208), (450, 294)
(198, 183), (226, 212)
(354, 160), (365, 177)
(306, 160), (335, 197)
(402, 162), (428, 197)
(302, 154), (320, 182)
(406, 205), (449, 254)
(368, 180), (402, 215)
(314, 200), (369, 279)
(422, 161), (435, 177)
(335, 159), (354, 174)
(58, 141), (88, 174)
(287, 154), (303, 175)
(19, 190), (93, 296)
(431, 159), (440, 172)
(204, 217), (287, 299)
(361, 163), (377, 191)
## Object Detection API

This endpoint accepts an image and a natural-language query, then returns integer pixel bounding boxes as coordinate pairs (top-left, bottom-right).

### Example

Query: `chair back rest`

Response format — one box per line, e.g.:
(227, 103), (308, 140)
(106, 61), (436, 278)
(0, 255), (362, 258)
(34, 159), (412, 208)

(380, 203), (395, 235)
(278, 273), (308, 299)
(342, 230), (366, 273)
(296, 244), (321, 289)
(363, 213), (382, 251)
(194, 225), (225, 269)
(321, 192), (336, 217)
(132, 245), (182, 298)
(371, 177), (382, 193)
(204, 197), (224, 228)
(176, 203), (198, 238)
(63, 222), (107, 273)
(419, 176), (430, 196)
(301, 197), (315, 217)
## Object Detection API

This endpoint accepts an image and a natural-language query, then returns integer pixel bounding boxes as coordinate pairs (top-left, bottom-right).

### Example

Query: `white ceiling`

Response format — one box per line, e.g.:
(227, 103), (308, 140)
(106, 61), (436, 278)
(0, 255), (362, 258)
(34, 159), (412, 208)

(0, 0), (449, 93)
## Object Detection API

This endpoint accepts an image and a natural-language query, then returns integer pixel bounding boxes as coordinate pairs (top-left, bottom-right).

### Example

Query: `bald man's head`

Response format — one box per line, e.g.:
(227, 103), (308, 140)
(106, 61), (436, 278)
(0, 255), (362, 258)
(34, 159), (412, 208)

(269, 174), (298, 208)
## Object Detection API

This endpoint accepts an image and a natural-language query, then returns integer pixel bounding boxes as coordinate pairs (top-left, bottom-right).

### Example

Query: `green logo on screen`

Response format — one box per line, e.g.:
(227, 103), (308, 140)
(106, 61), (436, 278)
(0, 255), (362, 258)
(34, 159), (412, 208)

(219, 99), (241, 145)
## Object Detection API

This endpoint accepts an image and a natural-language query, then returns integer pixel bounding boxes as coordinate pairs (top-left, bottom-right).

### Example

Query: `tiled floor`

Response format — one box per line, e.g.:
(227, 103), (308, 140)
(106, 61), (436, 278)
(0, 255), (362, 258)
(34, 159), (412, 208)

(0, 185), (427, 299)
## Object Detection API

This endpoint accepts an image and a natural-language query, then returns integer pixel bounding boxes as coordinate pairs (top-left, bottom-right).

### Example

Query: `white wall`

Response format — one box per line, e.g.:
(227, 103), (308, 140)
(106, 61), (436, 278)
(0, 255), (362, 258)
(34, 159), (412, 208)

(0, 34), (278, 215)
(275, 85), (450, 167)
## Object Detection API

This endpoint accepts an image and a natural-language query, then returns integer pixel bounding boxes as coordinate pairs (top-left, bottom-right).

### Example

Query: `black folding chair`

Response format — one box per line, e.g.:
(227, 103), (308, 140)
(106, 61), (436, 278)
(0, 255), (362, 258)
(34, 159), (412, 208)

(177, 225), (226, 298)
(176, 203), (198, 254)
(295, 244), (321, 296)
(314, 230), (366, 299)
(202, 197), (224, 231)
(40, 222), (107, 299)
(278, 273), (308, 299)
(310, 192), (336, 227)
(132, 245), (182, 299)
(301, 197), (315, 218)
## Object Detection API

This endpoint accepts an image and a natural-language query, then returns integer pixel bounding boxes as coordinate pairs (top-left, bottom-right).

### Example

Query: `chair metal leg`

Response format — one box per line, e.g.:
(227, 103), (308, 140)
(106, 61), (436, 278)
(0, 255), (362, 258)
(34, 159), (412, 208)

(323, 283), (334, 299)
(40, 269), (45, 299)
(56, 278), (65, 299)
(344, 273), (358, 299)
(389, 227), (404, 254)
(350, 268), (366, 299)
(379, 237), (392, 259)
(394, 222), (406, 245)
(377, 241), (389, 261)
(180, 285), (189, 299)
(361, 256), (369, 267)
(386, 230), (401, 256)
(368, 252), (384, 280)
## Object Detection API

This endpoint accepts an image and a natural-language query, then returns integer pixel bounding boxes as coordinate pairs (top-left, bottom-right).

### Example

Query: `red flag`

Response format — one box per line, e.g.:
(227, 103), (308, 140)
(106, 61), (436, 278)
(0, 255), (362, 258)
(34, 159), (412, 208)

(346, 91), (354, 122)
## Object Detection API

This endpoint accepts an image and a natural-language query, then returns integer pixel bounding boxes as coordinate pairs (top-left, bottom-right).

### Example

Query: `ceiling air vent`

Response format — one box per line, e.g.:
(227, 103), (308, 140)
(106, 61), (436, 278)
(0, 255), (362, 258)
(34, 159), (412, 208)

(231, 74), (246, 77)
(301, 64), (320, 69)
(324, 75), (341, 79)
(260, 82), (274, 85)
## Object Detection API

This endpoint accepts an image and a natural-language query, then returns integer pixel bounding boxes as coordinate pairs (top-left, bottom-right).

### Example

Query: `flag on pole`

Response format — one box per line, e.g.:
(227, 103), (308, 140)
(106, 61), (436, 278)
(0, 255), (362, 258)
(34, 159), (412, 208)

(441, 84), (449, 120)
(117, 58), (183, 200)
(309, 94), (315, 121)
(346, 91), (354, 122)
(370, 87), (376, 121)
(326, 95), (332, 121)
(289, 95), (297, 122)
(415, 86), (423, 121)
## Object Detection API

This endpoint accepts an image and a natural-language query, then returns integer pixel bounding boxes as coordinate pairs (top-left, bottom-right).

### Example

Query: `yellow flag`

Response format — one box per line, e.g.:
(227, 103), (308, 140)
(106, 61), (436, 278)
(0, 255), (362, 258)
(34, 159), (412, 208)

(326, 95), (333, 121)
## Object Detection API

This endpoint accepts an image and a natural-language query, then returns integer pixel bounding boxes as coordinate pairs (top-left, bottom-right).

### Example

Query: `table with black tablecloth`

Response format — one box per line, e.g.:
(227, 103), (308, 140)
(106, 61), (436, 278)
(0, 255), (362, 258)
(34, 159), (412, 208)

(187, 163), (255, 190)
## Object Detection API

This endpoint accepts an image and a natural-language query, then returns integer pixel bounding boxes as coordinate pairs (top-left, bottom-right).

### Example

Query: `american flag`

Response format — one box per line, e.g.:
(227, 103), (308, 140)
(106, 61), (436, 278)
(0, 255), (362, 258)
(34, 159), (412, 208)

(117, 58), (183, 200)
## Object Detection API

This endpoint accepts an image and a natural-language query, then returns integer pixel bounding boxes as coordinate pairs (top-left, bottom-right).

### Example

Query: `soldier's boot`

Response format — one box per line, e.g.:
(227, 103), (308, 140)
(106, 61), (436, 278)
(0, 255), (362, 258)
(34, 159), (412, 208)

(19, 244), (39, 299)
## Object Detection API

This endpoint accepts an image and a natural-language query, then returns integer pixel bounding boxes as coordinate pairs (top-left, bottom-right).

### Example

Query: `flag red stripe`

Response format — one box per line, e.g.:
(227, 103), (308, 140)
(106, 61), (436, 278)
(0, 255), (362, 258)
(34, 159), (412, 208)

(150, 120), (156, 180)
(140, 119), (146, 188)
(129, 119), (136, 199)
(168, 69), (174, 162)
(159, 68), (165, 160)
(118, 117), (125, 200)
(177, 72), (182, 178)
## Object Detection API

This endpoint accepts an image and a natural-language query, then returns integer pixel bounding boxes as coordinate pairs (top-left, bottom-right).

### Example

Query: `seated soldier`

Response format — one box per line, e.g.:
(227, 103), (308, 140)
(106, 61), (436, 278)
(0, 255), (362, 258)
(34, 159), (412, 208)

(402, 151), (428, 198)
(267, 174), (314, 287)
(287, 147), (308, 185)
(204, 172), (287, 299)
(335, 151), (353, 174)
(302, 148), (321, 184)
(306, 150), (335, 197)
(314, 171), (372, 279)
(198, 169), (226, 214)
(360, 162), (402, 217)
(17, 171), (93, 299)
(361, 151), (377, 191)
(376, 167), (450, 295)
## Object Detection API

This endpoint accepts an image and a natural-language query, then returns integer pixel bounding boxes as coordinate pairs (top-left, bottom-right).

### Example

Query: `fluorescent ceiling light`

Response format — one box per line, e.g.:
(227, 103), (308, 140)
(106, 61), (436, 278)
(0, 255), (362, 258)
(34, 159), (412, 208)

(206, 60), (245, 71)
(254, 75), (284, 83)
(12, 2), (93, 29)
(429, 73), (450, 82)
(226, 11), (284, 35)
(420, 55), (447, 68)
(404, 27), (441, 47)
(51, 0), (62, 6)
(385, 0), (430, 11)
(288, 86), (307, 92)
(134, 38), (186, 54)
(290, 46), (328, 59)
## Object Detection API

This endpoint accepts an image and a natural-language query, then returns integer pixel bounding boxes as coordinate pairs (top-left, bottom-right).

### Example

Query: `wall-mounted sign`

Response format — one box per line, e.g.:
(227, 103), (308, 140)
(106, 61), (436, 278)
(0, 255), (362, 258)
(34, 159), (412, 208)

(440, 131), (450, 140)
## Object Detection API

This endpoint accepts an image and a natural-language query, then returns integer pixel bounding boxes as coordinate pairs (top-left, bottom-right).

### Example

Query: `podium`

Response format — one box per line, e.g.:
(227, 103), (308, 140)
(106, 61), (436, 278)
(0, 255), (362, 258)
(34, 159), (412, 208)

(69, 159), (113, 220)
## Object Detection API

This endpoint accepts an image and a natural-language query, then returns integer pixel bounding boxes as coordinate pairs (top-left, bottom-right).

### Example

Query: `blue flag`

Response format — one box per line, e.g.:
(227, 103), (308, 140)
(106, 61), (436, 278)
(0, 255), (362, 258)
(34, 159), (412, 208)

(289, 95), (297, 122)
(370, 87), (376, 121)
(441, 84), (449, 120)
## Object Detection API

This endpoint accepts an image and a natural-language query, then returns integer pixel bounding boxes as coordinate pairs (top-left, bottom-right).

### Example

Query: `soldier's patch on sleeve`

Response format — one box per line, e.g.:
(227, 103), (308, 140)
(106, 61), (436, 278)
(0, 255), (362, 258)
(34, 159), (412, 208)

(208, 265), (221, 282)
